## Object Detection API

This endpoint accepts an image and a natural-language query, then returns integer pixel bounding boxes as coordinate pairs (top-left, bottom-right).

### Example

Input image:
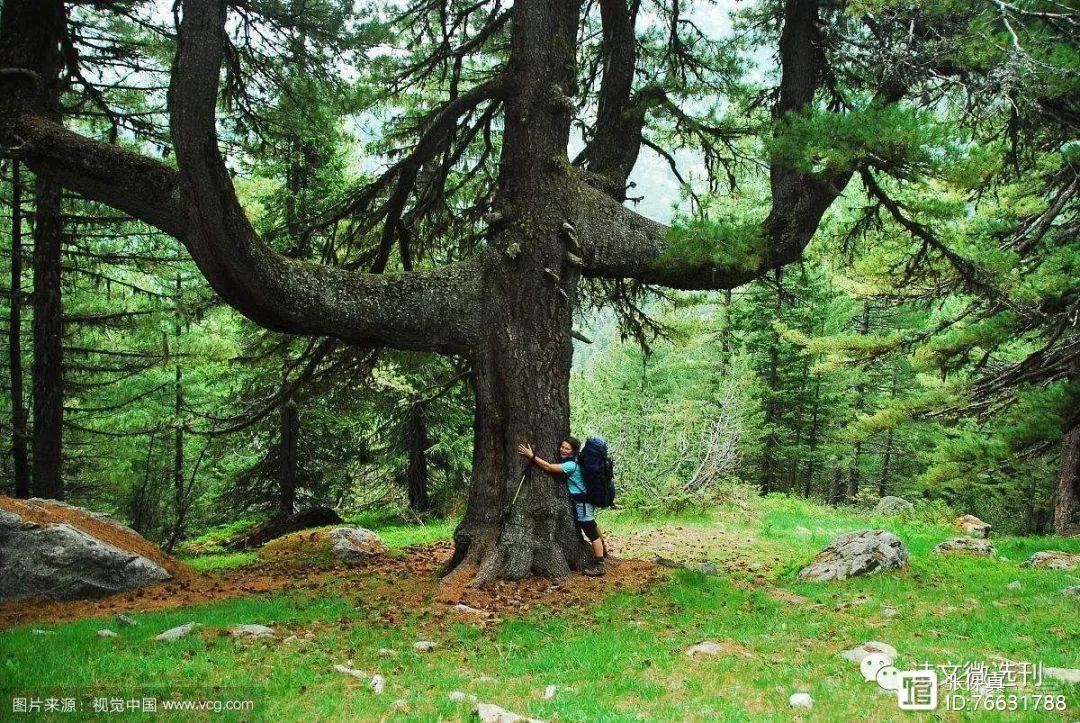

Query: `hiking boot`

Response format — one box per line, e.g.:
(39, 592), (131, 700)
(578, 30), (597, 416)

(583, 561), (606, 577)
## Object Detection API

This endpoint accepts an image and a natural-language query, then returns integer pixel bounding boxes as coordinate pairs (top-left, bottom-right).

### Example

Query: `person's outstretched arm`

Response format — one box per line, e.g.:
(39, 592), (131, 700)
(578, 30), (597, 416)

(516, 443), (566, 475)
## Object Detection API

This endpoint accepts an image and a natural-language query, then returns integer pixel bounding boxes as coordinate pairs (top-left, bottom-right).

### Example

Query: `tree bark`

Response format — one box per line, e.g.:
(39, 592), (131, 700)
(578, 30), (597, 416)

(31, 173), (64, 499)
(8, 159), (31, 498)
(404, 397), (431, 513)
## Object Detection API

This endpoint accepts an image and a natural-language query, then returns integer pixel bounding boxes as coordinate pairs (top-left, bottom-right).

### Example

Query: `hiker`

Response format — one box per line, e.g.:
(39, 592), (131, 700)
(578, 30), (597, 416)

(516, 437), (607, 577)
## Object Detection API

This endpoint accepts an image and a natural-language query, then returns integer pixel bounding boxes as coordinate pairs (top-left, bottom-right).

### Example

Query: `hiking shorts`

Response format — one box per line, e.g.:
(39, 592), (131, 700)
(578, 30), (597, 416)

(572, 500), (595, 523)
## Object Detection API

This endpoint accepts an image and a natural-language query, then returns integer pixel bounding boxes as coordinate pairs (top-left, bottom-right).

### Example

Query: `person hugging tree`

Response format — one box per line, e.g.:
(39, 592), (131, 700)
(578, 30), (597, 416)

(517, 437), (606, 577)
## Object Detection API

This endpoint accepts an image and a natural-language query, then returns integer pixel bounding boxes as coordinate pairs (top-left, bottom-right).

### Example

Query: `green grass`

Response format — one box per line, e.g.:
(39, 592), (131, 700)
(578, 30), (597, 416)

(3, 494), (1078, 721)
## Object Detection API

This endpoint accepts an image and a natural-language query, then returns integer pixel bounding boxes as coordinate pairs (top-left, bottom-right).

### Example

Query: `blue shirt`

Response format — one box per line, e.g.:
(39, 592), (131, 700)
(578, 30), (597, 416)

(560, 460), (585, 496)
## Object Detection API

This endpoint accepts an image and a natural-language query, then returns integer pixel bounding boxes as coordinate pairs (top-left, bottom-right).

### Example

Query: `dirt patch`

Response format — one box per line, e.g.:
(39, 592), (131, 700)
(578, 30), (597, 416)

(0, 539), (672, 631)
(0, 496), (188, 578)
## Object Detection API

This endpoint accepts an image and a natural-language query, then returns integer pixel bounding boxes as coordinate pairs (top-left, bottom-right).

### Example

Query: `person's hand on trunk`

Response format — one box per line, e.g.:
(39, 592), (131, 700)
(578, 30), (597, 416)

(516, 443), (534, 459)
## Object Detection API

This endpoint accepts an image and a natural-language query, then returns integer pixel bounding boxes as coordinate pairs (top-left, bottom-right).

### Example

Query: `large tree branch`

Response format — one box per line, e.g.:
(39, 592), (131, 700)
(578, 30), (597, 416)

(0, 0), (481, 354)
(578, 0), (853, 288)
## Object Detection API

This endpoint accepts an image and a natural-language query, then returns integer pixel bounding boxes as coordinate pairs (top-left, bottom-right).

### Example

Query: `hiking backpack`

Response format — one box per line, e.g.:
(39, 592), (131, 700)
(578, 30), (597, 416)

(578, 437), (616, 508)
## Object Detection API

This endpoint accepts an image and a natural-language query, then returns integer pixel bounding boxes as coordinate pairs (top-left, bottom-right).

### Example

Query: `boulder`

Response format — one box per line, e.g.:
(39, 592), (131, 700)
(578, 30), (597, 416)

(1021, 551), (1079, 571)
(797, 530), (909, 582)
(260, 525), (387, 565)
(933, 537), (996, 557)
(0, 497), (175, 602)
(873, 496), (914, 516)
(329, 527), (388, 560)
(953, 515), (991, 539)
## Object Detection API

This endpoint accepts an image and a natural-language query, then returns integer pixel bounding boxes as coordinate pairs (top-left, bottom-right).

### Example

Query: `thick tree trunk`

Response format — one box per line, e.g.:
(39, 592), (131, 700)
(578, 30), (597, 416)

(8, 159), (30, 498)
(442, 0), (591, 584)
(446, 334), (586, 584)
(31, 173), (64, 499)
(404, 398), (431, 513)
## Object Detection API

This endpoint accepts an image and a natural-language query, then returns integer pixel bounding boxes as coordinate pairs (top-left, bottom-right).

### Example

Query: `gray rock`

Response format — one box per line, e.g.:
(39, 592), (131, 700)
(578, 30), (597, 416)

(882, 607), (899, 618)
(1021, 551), (1079, 571)
(873, 496), (914, 516)
(328, 527), (388, 560)
(114, 613), (138, 627)
(96, 629), (118, 638)
(0, 509), (170, 602)
(370, 674), (385, 694)
(698, 561), (718, 576)
(1063, 586), (1080, 598)
(1006, 580), (1021, 590)
(153, 622), (200, 641)
(230, 624), (275, 637)
(412, 640), (437, 652)
(933, 537), (996, 557)
(798, 530), (909, 582)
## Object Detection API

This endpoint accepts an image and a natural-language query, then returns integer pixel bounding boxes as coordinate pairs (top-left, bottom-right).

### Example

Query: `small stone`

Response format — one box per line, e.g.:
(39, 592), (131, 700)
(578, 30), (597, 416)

(96, 629), (118, 638)
(840, 641), (897, 664)
(452, 603), (483, 615)
(450, 691), (478, 703)
(789, 692), (813, 709)
(370, 674), (385, 695)
(30, 629), (54, 635)
(153, 622), (200, 641)
(882, 607), (898, 618)
(474, 675), (498, 684)
(378, 647), (398, 656)
(1006, 581), (1021, 590)
(685, 641), (725, 657)
(1062, 586), (1080, 598)
(698, 561), (718, 576)
(334, 664), (367, 680)
(1045, 667), (1080, 685)
(230, 624), (275, 638)
(412, 640), (437, 652)
(114, 613), (138, 627)
(1022, 551), (1080, 571)
(475, 702), (546, 723)
(390, 699), (408, 712)
(933, 537), (996, 557)
(543, 685), (557, 700)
